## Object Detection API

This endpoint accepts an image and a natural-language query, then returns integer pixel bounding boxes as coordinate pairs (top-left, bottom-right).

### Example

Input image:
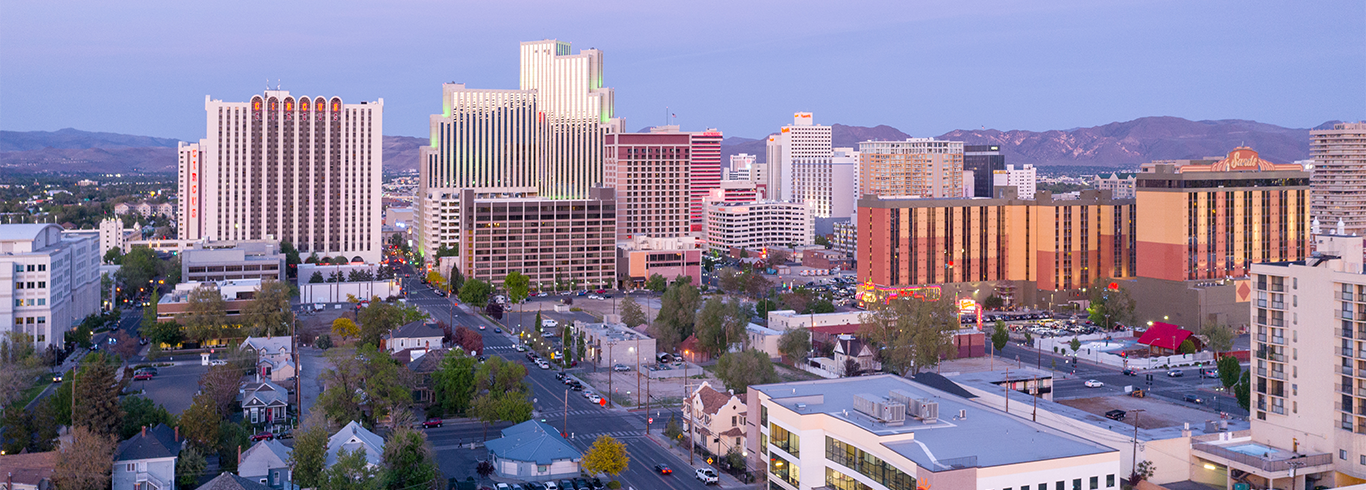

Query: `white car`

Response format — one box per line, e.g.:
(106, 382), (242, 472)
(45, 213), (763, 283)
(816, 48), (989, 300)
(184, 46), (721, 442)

(582, 390), (595, 399)
(1084, 379), (1104, 388)
(537, 360), (551, 370)
(542, 319), (558, 328)
(587, 393), (602, 404)
(209, 359), (228, 366)
(696, 467), (719, 485)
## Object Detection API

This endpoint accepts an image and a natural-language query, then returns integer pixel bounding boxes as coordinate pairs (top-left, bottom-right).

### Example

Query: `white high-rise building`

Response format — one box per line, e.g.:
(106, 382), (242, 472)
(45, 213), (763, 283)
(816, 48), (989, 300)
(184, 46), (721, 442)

(704, 201), (814, 254)
(1311, 122), (1366, 237)
(1, 224), (100, 350)
(419, 39), (623, 257)
(767, 112), (833, 205)
(729, 153), (756, 178)
(179, 91), (384, 263)
(992, 164), (1037, 199)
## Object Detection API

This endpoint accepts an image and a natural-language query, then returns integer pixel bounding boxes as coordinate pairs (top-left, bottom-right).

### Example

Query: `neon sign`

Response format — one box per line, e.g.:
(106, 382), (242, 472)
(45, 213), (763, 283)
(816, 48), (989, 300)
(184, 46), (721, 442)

(857, 280), (943, 306)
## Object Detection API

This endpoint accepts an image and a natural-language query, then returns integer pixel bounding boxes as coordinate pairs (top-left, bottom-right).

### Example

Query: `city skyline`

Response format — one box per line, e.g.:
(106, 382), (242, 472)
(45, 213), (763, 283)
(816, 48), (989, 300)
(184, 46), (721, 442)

(1, 1), (1361, 142)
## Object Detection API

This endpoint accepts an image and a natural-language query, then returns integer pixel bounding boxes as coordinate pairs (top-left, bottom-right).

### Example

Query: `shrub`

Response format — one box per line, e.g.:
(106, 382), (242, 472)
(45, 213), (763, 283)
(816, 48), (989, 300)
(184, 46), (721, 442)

(606, 481), (621, 489)
(315, 334), (333, 350)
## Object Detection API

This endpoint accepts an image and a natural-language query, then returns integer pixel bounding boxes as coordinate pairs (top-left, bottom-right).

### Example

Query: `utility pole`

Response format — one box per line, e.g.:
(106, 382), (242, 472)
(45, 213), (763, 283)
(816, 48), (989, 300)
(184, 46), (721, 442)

(1130, 409), (1146, 479)
(636, 344), (641, 407)
(1031, 376), (1039, 421)
(564, 388), (570, 438)
(608, 342), (614, 408)
(1004, 368), (1010, 413)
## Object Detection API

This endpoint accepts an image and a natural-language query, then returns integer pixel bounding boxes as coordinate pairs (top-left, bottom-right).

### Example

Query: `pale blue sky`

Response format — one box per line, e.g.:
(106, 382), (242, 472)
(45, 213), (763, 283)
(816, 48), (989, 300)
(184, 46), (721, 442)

(1, 1), (1361, 141)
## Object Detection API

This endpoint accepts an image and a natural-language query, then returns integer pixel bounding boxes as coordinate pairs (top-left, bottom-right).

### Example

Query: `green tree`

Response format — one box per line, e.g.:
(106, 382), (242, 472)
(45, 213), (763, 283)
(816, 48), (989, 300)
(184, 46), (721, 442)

(505, 271), (530, 305)
(357, 300), (401, 348)
(1069, 337), (1082, 355)
(309, 270), (325, 283)
(290, 412), (331, 489)
(982, 294), (1005, 310)
(119, 396), (175, 440)
(1234, 370), (1251, 411)
(1178, 338), (1197, 355)
(534, 311), (544, 336)
(1086, 277), (1136, 330)
(714, 349), (778, 394)
(29, 396), (60, 452)
(216, 419), (251, 472)
(73, 353), (122, 437)
(644, 273), (668, 293)
(103, 247), (124, 265)
(322, 447), (381, 490)
(382, 427), (440, 490)
(52, 426), (115, 490)
(1022, 329), (1034, 347)
(115, 247), (160, 294)
(184, 283), (227, 343)
(177, 445), (206, 488)
(813, 235), (831, 248)
(1217, 356), (1242, 390)
(315, 333), (333, 349)
(179, 393), (221, 449)
(317, 344), (413, 428)
(620, 296), (646, 327)
(242, 279), (294, 337)
(859, 297), (959, 375)
(142, 289), (159, 327)
(991, 320), (1010, 352)
(458, 279), (493, 308)
(1201, 321), (1236, 355)
(468, 356), (534, 439)
(649, 279), (702, 352)
(581, 435), (630, 477)
(693, 298), (749, 358)
(778, 327), (811, 364)
(280, 240), (302, 279)
(433, 352), (478, 416)
(1, 405), (32, 454)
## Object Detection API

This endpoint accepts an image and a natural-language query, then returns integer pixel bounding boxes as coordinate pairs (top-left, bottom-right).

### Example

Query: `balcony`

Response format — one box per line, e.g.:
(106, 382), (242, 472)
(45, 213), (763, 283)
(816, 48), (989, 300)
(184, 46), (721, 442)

(1268, 371), (1286, 380)
(1192, 441), (1332, 474)
(1344, 365), (1355, 375)
(1270, 336), (1285, 345)
(1270, 302), (1285, 309)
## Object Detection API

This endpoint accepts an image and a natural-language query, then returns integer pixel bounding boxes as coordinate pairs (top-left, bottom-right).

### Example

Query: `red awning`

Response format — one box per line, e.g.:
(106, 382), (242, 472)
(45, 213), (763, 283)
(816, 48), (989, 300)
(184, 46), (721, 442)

(1137, 322), (1193, 350)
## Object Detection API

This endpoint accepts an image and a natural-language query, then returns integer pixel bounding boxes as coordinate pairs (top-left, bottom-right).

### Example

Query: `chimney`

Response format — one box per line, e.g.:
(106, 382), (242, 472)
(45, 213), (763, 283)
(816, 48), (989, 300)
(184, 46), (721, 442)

(238, 445), (242, 466)
(175, 426), (180, 442)
(141, 425), (147, 437)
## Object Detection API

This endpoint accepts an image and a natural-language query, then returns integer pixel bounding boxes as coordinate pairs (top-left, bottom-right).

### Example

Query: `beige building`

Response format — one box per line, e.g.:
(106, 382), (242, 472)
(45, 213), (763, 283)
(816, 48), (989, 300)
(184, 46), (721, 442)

(576, 321), (656, 369)
(857, 138), (964, 199)
(685, 381), (748, 457)
(450, 187), (616, 290)
(748, 375), (1120, 490)
(703, 201), (813, 254)
(1311, 122), (1366, 237)
(1093, 172), (1137, 199)
(1225, 232), (1366, 488)
(181, 241), (284, 283)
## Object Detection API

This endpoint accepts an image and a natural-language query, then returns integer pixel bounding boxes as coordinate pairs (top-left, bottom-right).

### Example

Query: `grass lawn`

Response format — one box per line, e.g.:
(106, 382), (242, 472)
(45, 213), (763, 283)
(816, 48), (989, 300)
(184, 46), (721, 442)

(16, 369), (64, 409)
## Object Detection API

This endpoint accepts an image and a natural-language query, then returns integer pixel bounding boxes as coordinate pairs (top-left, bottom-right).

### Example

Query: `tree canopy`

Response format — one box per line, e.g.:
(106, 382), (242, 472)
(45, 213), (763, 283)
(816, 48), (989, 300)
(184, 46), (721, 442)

(459, 279), (493, 307)
(778, 328), (811, 364)
(582, 435), (630, 477)
(693, 298), (750, 358)
(620, 296), (646, 328)
(183, 283), (227, 343)
(504, 271), (530, 305)
(242, 279), (294, 337)
(1086, 277), (1136, 329)
(650, 279), (702, 352)
(859, 297), (959, 375)
(714, 349), (778, 394)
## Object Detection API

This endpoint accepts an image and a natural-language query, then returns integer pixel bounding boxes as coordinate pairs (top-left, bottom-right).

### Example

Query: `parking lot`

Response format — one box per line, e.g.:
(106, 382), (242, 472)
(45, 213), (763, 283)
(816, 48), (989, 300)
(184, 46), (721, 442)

(127, 360), (208, 415)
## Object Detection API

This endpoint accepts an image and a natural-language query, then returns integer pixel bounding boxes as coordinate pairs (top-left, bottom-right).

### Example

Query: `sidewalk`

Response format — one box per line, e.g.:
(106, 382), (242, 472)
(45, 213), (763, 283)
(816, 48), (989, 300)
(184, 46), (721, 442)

(643, 429), (752, 488)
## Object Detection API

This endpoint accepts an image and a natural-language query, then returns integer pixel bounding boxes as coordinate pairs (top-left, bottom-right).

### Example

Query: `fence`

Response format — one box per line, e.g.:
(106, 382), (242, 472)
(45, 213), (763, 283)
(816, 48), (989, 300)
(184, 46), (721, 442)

(1033, 337), (1213, 369)
(1191, 443), (1332, 472)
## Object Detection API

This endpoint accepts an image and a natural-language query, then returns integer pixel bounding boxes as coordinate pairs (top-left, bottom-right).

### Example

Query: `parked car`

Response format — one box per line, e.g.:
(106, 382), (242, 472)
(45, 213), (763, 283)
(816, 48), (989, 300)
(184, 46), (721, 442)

(588, 393), (602, 404)
(1104, 409), (1126, 421)
(1201, 368), (1219, 378)
(133, 372), (154, 381)
(542, 482), (559, 490)
(696, 468), (719, 485)
(555, 372), (567, 381)
(1184, 394), (1204, 404)
(589, 478), (605, 490)
(209, 359), (228, 366)
(613, 364), (630, 372)
(654, 464), (673, 475)
(1167, 369), (1185, 377)
(422, 418), (443, 428)
(515, 344), (527, 352)
(250, 432), (274, 442)
(1084, 379), (1104, 388)
(542, 319), (558, 328)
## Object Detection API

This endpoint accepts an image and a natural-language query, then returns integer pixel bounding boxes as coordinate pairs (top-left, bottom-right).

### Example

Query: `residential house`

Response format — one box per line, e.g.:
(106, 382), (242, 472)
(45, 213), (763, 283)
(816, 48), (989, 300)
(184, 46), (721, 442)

(405, 348), (449, 407)
(0, 451), (57, 490)
(485, 420), (581, 481)
(832, 334), (880, 375)
(240, 379), (289, 426)
(684, 381), (748, 456)
(241, 337), (294, 382)
(238, 439), (293, 489)
(112, 424), (182, 490)
(326, 421), (385, 469)
(255, 357), (296, 383)
(199, 473), (274, 490)
(384, 320), (444, 353)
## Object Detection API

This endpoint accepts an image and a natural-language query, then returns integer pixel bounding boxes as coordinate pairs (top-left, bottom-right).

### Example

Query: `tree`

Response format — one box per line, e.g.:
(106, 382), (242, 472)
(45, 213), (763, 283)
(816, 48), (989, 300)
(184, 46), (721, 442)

(184, 283), (227, 343)
(322, 447), (382, 490)
(1234, 370), (1251, 411)
(644, 273), (668, 293)
(315, 333), (333, 349)
(991, 320), (1010, 353)
(534, 311), (544, 336)
(141, 320), (183, 347)
(291, 411), (332, 489)
(650, 279), (702, 352)
(425, 270), (446, 291)
(859, 297), (959, 375)
(476, 460), (495, 479)
(582, 435), (630, 477)
(280, 240), (302, 279)
(1022, 329), (1034, 347)
(309, 270), (325, 283)
(766, 249), (790, 265)
(202, 364), (244, 416)
(357, 300), (401, 347)
(694, 298), (749, 358)
(714, 349), (779, 394)
(109, 328), (139, 360)
(243, 279), (294, 336)
(1217, 356), (1242, 390)
(433, 352), (478, 416)
(453, 326), (484, 355)
(620, 296), (646, 327)
(180, 393), (221, 449)
(1178, 338), (1197, 355)
(982, 294), (1005, 310)
(468, 357), (533, 439)
(754, 297), (780, 317)
(1, 405), (32, 454)
(333, 317), (360, 340)
(142, 289), (160, 327)
(814, 235), (831, 248)
(1200, 321), (1236, 355)
(317, 345), (413, 428)
(459, 279), (493, 307)
(842, 357), (862, 377)
(1130, 460), (1156, 485)
(743, 271), (773, 299)
(1086, 277), (1135, 330)
(177, 445), (207, 488)
(115, 246), (160, 293)
(778, 327), (811, 364)
(52, 426), (115, 490)
(382, 427), (440, 490)
(1069, 337), (1082, 355)
(104, 247), (124, 265)
(73, 353), (122, 437)
(119, 396), (174, 440)
(505, 271), (530, 305)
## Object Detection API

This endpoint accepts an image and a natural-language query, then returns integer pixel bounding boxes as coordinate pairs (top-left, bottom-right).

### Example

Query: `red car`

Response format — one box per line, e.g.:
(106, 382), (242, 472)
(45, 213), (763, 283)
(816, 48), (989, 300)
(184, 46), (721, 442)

(250, 432), (274, 442)
(422, 418), (443, 428)
(133, 373), (154, 381)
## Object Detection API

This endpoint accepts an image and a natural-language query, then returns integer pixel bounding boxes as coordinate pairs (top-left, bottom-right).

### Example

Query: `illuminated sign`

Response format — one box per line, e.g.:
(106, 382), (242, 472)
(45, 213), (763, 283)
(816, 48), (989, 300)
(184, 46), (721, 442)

(958, 299), (977, 313)
(857, 281), (943, 306)
(188, 150), (198, 219)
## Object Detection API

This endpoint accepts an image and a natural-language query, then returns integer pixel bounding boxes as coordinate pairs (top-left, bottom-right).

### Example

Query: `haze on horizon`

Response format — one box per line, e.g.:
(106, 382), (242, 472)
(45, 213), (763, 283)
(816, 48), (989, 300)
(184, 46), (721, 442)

(1, 0), (1362, 142)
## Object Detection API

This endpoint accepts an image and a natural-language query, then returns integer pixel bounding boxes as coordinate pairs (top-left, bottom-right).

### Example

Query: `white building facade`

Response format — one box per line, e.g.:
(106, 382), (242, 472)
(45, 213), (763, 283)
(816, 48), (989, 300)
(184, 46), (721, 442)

(1311, 122), (1366, 237)
(704, 201), (813, 254)
(178, 90), (384, 263)
(1, 224), (100, 350)
(992, 164), (1037, 200)
(768, 113), (836, 210)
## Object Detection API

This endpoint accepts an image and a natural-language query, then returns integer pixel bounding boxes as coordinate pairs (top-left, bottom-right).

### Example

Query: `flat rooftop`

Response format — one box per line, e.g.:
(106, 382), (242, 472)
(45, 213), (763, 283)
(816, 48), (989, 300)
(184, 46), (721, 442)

(754, 374), (1116, 471)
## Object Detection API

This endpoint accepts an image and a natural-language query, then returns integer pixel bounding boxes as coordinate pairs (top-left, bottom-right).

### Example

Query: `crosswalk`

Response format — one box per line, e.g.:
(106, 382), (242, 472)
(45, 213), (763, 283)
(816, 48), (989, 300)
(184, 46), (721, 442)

(565, 430), (643, 440)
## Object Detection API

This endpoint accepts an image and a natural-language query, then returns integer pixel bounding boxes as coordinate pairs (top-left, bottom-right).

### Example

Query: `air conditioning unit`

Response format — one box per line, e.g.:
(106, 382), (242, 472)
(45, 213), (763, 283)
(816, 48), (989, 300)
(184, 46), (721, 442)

(853, 393), (906, 426)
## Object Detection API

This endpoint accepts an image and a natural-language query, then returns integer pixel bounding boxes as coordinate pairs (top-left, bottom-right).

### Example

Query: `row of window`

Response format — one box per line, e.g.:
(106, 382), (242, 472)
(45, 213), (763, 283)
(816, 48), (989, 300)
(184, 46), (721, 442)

(15, 281), (46, 289)
(995, 474), (1115, 490)
(14, 298), (48, 307)
(824, 436), (916, 490)
(14, 264), (47, 272)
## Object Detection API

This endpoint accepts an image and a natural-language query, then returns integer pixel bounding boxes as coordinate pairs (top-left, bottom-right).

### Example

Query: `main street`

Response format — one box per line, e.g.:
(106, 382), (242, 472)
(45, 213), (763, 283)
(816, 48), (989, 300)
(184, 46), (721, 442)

(400, 271), (729, 489)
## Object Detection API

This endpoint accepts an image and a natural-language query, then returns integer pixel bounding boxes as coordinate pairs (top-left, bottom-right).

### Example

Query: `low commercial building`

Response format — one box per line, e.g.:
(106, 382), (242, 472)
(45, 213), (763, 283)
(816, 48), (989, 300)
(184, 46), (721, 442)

(485, 420), (581, 481)
(155, 280), (262, 321)
(577, 321), (656, 368)
(746, 323), (783, 360)
(616, 235), (703, 289)
(704, 201), (814, 254)
(802, 250), (851, 270)
(767, 310), (865, 331)
(747, 375), (1121, 490)
(182, 241), (284, 282)
(1, 223), (100, 350)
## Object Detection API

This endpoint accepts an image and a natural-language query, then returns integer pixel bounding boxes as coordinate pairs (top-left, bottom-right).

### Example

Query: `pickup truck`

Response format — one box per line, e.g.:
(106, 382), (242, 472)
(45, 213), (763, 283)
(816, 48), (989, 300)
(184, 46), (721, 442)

(696, 468), (719, 485)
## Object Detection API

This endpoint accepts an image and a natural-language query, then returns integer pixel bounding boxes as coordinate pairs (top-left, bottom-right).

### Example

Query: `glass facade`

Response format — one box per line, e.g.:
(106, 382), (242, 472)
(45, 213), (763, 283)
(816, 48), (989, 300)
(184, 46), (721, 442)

(771, 423), (799, 457)
(770, 453), (799, 488)
(826, 467), (876, 490)
(825, 436), (917, 490)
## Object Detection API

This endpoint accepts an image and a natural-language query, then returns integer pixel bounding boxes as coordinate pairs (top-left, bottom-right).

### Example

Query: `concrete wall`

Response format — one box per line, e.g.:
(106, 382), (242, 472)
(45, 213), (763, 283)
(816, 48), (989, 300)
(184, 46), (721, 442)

(299, 281), (401, 303)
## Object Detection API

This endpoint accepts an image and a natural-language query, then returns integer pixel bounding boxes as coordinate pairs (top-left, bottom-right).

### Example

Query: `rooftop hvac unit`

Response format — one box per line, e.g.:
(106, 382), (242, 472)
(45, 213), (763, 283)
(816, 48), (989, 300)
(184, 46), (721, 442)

(853, 393), (906, 426)
(888, 390), (938, 423)
(917, 400), (939, 423)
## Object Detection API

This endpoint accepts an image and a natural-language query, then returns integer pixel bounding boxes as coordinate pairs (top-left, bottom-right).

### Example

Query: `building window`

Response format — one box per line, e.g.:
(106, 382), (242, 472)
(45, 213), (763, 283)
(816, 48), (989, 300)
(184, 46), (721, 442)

(1074, 478), (1082, 490)
(1342, 450), (1348, 460)
(770, 453), (798, 488)
(1106, 475), (1115, 487)
(770, 424), (799, 457)
(1090, 476), (1099, 489)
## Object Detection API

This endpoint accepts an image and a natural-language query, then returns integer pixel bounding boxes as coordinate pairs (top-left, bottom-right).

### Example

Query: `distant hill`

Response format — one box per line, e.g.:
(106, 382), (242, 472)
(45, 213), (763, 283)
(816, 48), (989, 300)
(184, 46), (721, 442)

(0, 128), (181, 151)
(383, 135), (426, 173)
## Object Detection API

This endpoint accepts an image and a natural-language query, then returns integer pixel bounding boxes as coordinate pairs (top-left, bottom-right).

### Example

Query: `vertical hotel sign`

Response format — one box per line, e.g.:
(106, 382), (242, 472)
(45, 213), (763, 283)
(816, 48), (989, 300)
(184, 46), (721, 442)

(189, 150), (199, 222)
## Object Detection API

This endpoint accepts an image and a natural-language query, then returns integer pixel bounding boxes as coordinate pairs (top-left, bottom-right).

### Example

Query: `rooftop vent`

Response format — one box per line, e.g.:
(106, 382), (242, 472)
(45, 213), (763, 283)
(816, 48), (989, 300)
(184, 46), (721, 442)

(853, 393), (905, 427)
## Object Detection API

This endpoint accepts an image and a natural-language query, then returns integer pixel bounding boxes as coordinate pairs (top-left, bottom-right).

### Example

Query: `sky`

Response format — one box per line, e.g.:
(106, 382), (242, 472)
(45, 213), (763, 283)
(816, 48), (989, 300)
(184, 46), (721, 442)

(1, 1), (1362, 141)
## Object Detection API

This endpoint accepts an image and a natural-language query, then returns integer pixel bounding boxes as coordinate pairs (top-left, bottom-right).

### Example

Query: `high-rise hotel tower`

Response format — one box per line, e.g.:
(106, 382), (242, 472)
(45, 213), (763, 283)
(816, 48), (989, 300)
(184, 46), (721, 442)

(178, 91), (383, 263)
(419, 40), (623, 257)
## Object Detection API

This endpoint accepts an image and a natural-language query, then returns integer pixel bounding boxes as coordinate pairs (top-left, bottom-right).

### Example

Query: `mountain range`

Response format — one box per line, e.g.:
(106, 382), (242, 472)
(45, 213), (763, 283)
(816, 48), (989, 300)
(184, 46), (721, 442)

(0, 117), (1332, 175)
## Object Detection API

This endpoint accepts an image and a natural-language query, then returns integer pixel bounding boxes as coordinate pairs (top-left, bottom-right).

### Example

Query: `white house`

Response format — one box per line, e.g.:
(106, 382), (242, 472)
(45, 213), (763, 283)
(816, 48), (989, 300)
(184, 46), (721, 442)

(237, 439), (292, 489)
(384, 320), (444, 353)
(326, 421), (385, 468)
(112, 424), (182, 490)
(241, 336), (291, 363)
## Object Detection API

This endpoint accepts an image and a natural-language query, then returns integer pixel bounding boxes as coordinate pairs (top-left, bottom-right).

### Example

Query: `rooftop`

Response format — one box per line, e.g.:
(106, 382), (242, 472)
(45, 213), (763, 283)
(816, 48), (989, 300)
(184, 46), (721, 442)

(115, 423), (183, 462)
(485, 420), (581, 465)
(577, 321), (647, 343)
(754, 374), (1115, 471)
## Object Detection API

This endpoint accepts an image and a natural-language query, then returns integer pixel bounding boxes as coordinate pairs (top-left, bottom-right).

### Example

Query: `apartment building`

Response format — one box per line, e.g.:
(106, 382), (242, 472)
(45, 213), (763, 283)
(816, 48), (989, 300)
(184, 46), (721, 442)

(1311, 122), (1366, 237)
(604, 130), (692, 240)
(992, 164), (1037, 200)
(179, 91), (383, 263)
(1093, 172), (1136, 199)
(0, 224), (100, 350)
(704, 201), (814, 254)
(768, 112), (833, 204)
(747, 375), (1120, 490)
(452, 187), (616, 290)
(858, 138), (964, 199)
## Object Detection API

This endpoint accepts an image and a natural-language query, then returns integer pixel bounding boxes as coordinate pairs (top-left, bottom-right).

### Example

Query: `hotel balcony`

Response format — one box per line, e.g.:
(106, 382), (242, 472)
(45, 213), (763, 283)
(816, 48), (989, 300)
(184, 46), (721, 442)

(1191, 432), (1333, 490)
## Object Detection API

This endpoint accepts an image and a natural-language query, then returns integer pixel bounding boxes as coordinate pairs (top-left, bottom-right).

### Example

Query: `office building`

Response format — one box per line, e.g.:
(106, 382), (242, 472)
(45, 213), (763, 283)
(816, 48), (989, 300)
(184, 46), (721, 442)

(450, 187), (616, 290)
(831, 219), (856, 255)
(858, 138), (964, 199)
(181, 241), (285, 283)
(1311, 122), (1366, 237)
(1130, 147), (1310, 328)
(704, 201), (813, 254)
(690, 130), (723, 231)
(1213, 232), (1360, 488)
(729, 153), (756, 176)
(747, 375), (1120, 490)
(857, 188), (1136, 307)
(605, 130), (692, 240)
(178, 90), (384, 263)
(706, 180), (760, 205)
(992, 164), (1037, 200)
(964, 144), (1007, 198)
(616, 235), (703, 292)
(749, 161), (778, 200)
(1, 224), (100, 350)
(1093, 172), (1137, 199)
(155, 279), (263, 322)
(767, 112), (833, 203)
